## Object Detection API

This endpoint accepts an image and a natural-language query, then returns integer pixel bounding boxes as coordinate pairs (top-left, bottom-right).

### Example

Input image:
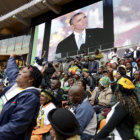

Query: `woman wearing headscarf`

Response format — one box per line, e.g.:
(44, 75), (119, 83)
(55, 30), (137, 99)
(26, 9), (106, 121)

(89, 76), (112, 114)
(0, 54), (42, 140)
(93, 77), (140, 140)
(31, 89), (56, 140)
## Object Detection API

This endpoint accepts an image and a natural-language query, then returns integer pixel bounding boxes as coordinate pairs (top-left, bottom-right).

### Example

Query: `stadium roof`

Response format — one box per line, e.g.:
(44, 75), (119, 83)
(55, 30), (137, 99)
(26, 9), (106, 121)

(0, 0), (100, 39)
(0, 0), (73, 38)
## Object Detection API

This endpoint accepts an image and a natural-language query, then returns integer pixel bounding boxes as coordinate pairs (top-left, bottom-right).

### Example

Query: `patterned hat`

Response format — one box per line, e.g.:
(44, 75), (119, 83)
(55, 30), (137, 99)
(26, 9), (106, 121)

(118, 77), (135, 90)
(99, 76), (110, 88)
(82, 68), (89, 72)
(75, 71), (80, 76)
(41, 89), (54, 101)
(118, 77), (135, 94)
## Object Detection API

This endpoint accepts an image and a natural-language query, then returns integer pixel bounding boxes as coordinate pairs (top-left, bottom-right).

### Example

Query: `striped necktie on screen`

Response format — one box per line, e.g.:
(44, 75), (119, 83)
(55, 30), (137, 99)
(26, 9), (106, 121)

(78, 33), (84, 49)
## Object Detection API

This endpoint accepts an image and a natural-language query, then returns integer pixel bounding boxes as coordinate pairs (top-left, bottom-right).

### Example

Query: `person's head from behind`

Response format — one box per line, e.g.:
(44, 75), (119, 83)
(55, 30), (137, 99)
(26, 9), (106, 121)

(69, 85), (84, 104)
(70, 12), (88, 33)
(134, 70), (140, 81)
(51, 79), (61, 90)
(115, 77), (140, 121)
(40, 89), (54, 105)
(16, 65), (42, 89)
(48, 108), (79, 140)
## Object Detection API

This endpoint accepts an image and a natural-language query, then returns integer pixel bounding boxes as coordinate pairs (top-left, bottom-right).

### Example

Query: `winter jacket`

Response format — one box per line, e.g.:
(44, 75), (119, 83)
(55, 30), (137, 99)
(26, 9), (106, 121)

(74, 98), (97, 140)
(0, 57), (40, 140)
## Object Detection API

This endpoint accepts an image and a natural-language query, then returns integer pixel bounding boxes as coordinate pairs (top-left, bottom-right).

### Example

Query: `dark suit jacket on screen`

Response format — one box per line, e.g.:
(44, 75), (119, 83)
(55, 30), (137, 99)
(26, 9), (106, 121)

(56, 28), (104, 57)
(132, 50), (140, 60)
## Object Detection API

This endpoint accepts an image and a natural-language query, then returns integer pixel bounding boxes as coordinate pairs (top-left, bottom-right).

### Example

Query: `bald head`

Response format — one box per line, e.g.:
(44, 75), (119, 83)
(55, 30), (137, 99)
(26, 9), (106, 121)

(69, 85), (84, 104)
(69, 85), (84, 95)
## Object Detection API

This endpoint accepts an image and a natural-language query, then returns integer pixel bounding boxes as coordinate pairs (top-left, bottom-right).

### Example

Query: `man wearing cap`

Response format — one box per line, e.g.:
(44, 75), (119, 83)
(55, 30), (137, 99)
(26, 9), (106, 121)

(69, 86), (97, 140)
(82, 69), (96, 92)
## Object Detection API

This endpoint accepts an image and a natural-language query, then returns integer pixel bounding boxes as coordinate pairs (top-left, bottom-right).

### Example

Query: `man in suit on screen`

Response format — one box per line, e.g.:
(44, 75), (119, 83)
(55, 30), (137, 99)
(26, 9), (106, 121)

(56, 12), (105, 57)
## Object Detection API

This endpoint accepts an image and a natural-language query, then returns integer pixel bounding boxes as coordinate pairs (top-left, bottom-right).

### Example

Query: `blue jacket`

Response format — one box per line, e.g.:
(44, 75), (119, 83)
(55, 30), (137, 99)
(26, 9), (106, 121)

(0, 57), (40, 140)
(74, 98), (96, 140)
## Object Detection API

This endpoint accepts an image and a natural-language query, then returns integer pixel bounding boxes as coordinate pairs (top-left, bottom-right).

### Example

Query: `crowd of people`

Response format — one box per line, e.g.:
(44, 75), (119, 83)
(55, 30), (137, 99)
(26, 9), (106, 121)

(0, 45), (140, 140)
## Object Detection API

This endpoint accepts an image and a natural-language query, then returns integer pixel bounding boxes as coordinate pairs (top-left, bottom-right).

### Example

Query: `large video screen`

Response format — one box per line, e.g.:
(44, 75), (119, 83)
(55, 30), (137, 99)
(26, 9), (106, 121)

(113, 0), (140, 47)
(31, 23), (45, 64)
(45, 0), (140, 61)
(48, 1), (105, 61)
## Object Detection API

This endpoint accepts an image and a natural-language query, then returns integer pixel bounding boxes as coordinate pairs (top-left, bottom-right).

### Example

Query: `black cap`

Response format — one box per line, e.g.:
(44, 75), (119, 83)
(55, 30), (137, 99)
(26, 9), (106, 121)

(48, 108), (79, 136)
